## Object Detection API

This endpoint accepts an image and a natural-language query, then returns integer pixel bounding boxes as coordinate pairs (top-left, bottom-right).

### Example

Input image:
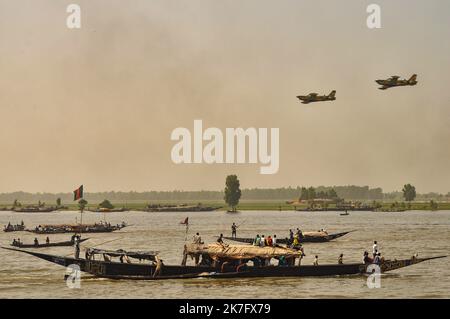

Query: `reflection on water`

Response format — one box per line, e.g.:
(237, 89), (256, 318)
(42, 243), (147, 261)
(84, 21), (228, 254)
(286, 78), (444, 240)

(1, 210), (449, 298)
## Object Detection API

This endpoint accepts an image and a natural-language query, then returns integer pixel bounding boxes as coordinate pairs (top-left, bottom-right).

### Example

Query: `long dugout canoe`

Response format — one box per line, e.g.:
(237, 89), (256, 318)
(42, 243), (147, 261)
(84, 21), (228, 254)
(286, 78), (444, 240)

(2, 247), (446, 280)
(10, 238), (89, 249)
(221, 230), (354, 244)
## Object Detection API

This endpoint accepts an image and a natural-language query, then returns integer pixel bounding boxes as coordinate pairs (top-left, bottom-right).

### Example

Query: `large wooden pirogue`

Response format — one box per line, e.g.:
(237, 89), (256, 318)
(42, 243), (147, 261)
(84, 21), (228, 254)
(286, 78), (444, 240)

(1, 243), (446, 280)
(27, 222), (128, 234)
(221, 230), (354, 244)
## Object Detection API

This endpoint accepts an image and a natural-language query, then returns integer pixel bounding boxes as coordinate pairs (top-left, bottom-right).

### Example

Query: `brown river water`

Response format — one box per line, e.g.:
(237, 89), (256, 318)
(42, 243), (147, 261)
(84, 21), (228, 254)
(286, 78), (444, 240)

(0, 210), (449, 298)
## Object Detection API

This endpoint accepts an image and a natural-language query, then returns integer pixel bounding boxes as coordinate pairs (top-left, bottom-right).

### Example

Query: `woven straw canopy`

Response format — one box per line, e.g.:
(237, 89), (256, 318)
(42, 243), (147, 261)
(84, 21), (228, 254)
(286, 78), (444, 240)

(185, 243), (301, 260)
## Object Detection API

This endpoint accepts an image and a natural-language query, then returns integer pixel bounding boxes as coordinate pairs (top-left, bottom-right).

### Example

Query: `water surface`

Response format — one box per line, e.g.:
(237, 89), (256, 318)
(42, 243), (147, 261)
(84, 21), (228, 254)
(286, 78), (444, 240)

(0, 210), (449, 298)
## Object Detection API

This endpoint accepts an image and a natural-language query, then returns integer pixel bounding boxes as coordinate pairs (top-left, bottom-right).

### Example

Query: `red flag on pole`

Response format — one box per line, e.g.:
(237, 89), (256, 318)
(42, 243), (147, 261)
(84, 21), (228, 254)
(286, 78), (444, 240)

(73, 185), (83, 201)
(180, 217), (189, 225)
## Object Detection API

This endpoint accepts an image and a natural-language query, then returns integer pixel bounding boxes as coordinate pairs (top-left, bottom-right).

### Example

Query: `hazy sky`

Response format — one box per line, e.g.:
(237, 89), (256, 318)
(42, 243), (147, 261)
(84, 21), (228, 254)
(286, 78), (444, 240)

(0, 0), (449, 193)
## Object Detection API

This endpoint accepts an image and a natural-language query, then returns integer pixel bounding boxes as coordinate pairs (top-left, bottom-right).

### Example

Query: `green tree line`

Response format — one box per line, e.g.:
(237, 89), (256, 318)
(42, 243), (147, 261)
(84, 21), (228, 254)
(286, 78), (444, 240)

(0, 185), (396, 202)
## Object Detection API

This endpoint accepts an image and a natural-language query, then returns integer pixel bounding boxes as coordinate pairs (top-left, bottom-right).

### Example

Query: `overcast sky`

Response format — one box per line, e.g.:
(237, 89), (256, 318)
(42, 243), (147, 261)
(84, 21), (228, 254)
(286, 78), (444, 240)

(0, 0), (449, 193)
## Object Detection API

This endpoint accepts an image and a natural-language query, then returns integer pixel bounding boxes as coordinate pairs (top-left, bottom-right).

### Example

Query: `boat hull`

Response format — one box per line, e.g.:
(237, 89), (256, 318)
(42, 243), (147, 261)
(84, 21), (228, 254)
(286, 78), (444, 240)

(10, 238), (89, 249)
(27, 226), (126, 234)
(2, 248), (445, 280)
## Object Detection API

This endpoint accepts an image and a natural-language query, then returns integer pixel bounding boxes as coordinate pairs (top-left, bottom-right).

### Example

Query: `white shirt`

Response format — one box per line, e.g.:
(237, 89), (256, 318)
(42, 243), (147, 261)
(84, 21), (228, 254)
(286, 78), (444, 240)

(260, 237), (265, 247)
(273, 237), (277, 245)
(373, 244), (378, 254)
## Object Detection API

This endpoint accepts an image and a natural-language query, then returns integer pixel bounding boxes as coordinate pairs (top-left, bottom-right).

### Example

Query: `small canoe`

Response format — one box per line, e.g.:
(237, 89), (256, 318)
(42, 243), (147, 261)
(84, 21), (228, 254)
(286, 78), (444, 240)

(10, 238), (89, 248)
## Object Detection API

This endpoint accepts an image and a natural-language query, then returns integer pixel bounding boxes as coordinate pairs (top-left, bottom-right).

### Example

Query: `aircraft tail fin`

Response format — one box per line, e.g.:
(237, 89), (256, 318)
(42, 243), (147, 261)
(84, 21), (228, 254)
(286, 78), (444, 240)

(408, 74), (417, 83)
(328, 90), (336, 98)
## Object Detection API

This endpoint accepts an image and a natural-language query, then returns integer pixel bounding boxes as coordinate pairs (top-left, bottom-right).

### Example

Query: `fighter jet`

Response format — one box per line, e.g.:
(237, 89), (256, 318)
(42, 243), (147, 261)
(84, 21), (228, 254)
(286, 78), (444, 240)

(296, 90), (336, 104)
(376, 74), (418, 90)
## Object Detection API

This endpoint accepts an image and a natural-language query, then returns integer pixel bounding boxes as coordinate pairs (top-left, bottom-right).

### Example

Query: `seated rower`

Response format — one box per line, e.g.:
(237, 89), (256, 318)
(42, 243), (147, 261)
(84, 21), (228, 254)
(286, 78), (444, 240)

(260, 235), (266, 247)
(34, 238), (39, 246)
(338, 253), (344, 264)
(217, 233), (224, 244)
(292, 235), (299, 247)
(278, 255), (287, 266)
(313, 255), (319, 266)
(363, 251), (373, 264)
(193, 232), (203, 244)
(253, 234), (260, 246)
(374, 252), (382, 265)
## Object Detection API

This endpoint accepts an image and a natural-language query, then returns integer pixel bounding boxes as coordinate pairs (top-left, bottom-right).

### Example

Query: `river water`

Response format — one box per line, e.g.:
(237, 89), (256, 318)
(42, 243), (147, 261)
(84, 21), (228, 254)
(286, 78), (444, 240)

(0, 210), (449, 298)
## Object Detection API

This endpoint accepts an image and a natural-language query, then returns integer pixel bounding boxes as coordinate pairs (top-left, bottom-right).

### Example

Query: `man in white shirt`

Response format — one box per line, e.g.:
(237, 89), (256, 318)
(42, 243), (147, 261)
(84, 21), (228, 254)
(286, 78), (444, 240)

(273, 235), (277, 246)
(193, 232), (202, 244)
(313, 255), (319, 266)
(372, 241), (378, 258)
(260, 235), (265, 247)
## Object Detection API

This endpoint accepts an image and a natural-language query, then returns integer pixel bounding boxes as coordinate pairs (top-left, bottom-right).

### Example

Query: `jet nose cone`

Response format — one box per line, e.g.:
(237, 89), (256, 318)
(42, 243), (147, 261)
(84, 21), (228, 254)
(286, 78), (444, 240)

(375, 80), (383, 85)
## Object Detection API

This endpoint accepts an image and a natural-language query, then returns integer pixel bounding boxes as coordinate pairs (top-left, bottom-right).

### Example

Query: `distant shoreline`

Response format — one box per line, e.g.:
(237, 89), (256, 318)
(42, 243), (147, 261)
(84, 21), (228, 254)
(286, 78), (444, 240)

(1, 200), (449, 212)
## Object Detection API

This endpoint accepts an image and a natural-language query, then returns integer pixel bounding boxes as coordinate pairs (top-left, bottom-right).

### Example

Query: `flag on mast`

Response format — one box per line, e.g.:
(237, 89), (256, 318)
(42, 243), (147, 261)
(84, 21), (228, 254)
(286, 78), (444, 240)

(73, 185), (83, 201)
(180, 217), (189, 225)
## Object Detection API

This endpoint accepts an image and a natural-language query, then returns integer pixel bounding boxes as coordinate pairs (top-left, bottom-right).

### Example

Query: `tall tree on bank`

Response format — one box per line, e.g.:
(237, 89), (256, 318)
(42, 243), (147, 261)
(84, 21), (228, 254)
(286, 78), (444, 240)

(224, 175), (241, 212)
(99, 199), (114, 209)
(402, 184), (416, 202)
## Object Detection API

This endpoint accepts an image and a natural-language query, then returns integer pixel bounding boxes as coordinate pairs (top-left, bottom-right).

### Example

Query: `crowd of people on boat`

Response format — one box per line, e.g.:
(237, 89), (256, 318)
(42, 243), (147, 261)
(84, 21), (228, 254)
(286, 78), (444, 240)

(251, 234), (278, 247)
(11, 236), (51, 247)
(3, 221), (25, 232)
(363, 241), (384, 265)
(11, 238), (22, 246)
(32, 221), (127, 233)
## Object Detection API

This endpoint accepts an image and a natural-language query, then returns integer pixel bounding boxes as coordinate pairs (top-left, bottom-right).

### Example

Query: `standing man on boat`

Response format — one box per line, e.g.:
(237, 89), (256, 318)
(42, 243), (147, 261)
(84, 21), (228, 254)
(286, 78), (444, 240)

(74, 237), (80, 259)
(372, 241), (379, 258)
(153, 256), (163, 278)
(231, 223), (238, 238)
(289, 229), (294, 244)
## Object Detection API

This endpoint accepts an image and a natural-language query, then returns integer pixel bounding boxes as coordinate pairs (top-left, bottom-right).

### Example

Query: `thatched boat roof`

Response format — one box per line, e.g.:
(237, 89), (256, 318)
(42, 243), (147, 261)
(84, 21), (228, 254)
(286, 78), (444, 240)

(184, 243), (301, 260)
